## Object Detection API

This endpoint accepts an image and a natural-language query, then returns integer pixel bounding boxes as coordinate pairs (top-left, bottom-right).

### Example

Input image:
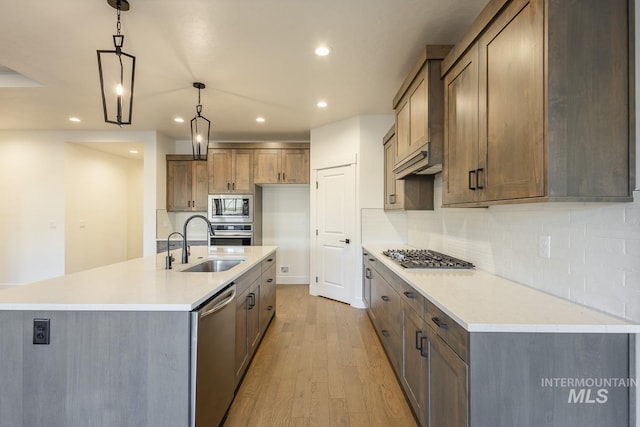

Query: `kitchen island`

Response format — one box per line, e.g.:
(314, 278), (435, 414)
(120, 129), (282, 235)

(0, 246), (277, 427)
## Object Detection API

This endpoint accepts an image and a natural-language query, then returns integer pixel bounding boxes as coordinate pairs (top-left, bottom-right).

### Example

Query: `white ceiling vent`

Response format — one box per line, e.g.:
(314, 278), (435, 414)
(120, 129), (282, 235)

(0, 66), (43, 87)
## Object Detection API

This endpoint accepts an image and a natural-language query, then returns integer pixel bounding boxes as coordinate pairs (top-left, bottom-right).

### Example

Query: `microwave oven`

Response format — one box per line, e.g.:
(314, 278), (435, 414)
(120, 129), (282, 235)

(208, 194), (253, 223)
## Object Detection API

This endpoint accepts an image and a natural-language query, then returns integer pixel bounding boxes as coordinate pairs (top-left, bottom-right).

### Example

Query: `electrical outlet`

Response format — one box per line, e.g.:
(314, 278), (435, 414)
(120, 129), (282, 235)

(33, 319), (50, 345)
(280, 266), (289, 273)
(539, 236), (551, 259)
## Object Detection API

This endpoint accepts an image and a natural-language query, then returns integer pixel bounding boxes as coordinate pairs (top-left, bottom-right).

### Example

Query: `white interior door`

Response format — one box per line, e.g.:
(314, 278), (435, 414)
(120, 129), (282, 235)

(315, 164), (355, 304)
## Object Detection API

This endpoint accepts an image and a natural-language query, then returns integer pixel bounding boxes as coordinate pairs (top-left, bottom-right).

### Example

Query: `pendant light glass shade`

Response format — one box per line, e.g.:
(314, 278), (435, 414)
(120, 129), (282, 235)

(97, 0), (136, 126)
(191, 82), (210, 161)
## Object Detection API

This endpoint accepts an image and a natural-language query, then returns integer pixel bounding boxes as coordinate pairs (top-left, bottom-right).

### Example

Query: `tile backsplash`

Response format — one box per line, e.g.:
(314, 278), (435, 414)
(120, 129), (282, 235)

(368, 176), (640, 322)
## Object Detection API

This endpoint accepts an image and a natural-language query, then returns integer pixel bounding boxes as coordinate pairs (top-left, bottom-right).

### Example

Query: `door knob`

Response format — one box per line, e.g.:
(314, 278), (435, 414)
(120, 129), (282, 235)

(339, 238), (350, 244)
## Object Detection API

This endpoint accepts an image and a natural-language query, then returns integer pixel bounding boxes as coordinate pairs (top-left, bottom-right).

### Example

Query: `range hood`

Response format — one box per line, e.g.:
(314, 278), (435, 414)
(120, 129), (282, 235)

(392, 142), (442, 179)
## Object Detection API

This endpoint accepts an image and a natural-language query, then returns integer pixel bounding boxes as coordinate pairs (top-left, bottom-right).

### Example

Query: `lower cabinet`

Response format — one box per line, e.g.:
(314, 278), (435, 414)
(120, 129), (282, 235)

(363, 249), (631, 427)
(402, 306), (429, 426)
(235, 253), (277, 388)
(428, 332), (468, 427)
(260, 264), (276, 335)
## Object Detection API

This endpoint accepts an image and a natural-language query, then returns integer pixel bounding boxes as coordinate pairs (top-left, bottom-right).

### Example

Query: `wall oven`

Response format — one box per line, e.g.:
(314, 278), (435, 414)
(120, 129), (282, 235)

(208, 194), (253, 223)
(209, 224), (253, 246)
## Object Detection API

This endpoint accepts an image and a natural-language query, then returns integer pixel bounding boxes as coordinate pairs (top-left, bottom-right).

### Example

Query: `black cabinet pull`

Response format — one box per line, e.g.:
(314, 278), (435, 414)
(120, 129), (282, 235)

(415, 330), (423, 351)
(267, 305), (273, 311)
(267, 258), (273, 262)
(365, 268), (372, 279)
(278, 172), (281, 181)
(476, 168), (484, 189)
(282, 172), (285, 181)
(267, 278), (273, 283)
(468, 170), (476, 190)
(248, 293), (256, 309)
(403, 291), (415, 299)
(381, 329), (390, 337)
(368, 258), (375, 262)
(432, 316), (448, 329)
(381, 295), (390, 302)
(227, 183), (230, 190)
(419, 336), (429, 358)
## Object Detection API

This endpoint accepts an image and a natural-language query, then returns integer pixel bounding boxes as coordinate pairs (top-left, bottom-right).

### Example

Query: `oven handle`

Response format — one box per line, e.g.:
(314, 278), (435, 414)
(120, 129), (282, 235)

(212, 231), (253, 237)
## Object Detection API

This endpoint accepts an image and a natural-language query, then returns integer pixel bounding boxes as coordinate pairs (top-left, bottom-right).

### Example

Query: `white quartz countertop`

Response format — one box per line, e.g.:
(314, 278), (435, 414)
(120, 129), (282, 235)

(363, 244), (640, 333)
(0, 246), (277, 312)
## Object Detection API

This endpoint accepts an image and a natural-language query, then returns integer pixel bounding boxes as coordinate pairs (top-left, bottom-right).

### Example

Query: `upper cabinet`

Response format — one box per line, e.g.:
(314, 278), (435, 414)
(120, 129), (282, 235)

(208, 148), (253, 194)
(253, 146), (310, 184)
(383, 127), (434, 211)
(166, 157), (209, 212)
(392, 45), (452, 178)
(442, 0), (633, 207)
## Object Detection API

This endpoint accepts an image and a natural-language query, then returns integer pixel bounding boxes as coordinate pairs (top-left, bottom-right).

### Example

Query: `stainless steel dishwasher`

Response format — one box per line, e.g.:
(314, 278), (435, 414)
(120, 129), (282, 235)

(190, 282), (236, 427)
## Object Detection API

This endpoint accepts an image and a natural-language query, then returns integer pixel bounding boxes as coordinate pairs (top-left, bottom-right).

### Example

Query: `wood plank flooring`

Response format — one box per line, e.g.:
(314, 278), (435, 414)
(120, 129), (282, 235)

(224, 284), (417, 427)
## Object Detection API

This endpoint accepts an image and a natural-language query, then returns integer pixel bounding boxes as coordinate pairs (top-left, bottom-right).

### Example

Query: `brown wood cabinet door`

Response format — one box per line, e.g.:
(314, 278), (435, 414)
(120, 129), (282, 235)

(193, 161), (209, 211)
(478, 0), (544, 202)
(234, 288), (249, 386)
(247, 281), (261, 355)
(429, 332), (468, 427)
(232, 149), (253, 193)
(443, 44), (479, 205)
(395, 101), (410, 165)
(253, 149), (281, 184)
(167, 160), (194, 211)
(208, 149), (233, 193)
(409, 77), (427, 155)
(384, 138), (405, 210)
(402, 307), (429, 426)
(281, 149), (309, 183)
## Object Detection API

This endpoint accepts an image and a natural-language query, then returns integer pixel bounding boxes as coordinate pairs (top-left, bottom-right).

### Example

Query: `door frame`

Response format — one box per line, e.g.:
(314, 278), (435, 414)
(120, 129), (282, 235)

(309, 153), (364, 308)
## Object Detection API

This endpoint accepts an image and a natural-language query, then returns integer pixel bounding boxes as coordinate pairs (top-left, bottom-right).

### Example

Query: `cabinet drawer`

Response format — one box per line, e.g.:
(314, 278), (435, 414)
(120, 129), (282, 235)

(372, 275), (402, 335)
(378, 324), (402, 374)
(261, 254), (276, 273)
(425, 299), (468, 363)
(235, 264), (262, 296)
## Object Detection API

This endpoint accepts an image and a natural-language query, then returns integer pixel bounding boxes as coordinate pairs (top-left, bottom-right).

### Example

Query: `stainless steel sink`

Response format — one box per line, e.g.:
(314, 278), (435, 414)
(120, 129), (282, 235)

(182, 258), (245, 273)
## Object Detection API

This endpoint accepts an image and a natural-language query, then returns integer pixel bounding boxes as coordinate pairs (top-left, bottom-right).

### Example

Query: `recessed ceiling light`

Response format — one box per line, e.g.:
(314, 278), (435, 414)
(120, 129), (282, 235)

(69, 117), (81, 122)
(315, 46), (331, 57)
(129, 149), (139, 154)
(256, 117), (265, 123)
(174, 117), (185, 123)
(317, 101), (328, 108)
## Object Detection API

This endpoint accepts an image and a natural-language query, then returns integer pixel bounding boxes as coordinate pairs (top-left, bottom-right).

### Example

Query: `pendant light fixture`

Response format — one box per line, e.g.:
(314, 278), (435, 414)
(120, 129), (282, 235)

(97, 0), (136, 126)
(191, 82), (211, 161)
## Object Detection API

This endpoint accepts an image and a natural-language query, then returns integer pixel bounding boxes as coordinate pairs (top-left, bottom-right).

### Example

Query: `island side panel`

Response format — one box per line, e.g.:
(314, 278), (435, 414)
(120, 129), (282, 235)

(1, 310), (191, 427)
(0, 311), (24, 427)
(469, 332), (631, 427)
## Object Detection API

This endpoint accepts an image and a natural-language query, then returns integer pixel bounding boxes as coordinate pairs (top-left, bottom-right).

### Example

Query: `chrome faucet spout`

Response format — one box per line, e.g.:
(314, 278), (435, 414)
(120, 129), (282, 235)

(165, 231), (184, 270)
(182, 215), (214, 264)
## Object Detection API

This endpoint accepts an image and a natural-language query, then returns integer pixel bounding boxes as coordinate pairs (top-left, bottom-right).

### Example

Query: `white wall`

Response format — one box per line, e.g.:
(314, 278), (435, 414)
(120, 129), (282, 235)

(0, 130), (160, 284)
(310, 115), (394, 306)
(64, 143), (143, 274)
(0, 133), (65, 284)
(262, 185), (310, 284)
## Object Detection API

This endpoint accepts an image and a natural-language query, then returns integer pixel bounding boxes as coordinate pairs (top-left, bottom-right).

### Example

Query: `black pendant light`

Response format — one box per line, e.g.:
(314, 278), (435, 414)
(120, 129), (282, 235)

(191, 82), (211, 161)
(97, 0), (136, 126)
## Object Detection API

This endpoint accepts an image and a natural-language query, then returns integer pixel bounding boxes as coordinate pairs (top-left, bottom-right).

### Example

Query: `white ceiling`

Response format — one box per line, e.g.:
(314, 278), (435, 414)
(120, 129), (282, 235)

(0, 0), (488, 141)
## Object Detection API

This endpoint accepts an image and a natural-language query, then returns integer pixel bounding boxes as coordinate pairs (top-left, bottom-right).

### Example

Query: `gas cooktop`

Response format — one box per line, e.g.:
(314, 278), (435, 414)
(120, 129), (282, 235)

(382, 249), (475, 270)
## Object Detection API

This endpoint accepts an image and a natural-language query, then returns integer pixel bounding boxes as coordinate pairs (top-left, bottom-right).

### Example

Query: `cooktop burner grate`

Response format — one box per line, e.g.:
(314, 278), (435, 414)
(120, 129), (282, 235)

(382, 249), (475, 269)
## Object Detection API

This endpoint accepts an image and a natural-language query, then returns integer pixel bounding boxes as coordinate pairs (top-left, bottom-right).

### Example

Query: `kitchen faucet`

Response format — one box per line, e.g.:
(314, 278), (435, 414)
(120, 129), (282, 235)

(182, 215), (215, 264)
(165, 231), (184, 270)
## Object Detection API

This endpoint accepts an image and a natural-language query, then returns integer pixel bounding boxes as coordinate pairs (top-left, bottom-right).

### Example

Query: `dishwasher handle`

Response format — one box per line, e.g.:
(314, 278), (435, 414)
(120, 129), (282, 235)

(200, 285), (237, 319)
